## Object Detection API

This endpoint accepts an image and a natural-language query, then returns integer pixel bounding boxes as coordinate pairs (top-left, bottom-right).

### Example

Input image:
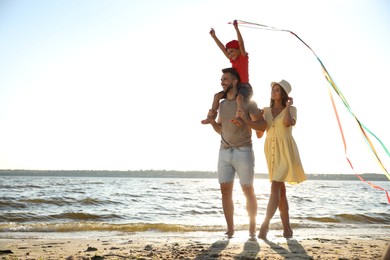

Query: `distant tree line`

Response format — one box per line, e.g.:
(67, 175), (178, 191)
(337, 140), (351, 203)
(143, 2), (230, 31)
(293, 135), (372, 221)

(0, 169), (388, 181)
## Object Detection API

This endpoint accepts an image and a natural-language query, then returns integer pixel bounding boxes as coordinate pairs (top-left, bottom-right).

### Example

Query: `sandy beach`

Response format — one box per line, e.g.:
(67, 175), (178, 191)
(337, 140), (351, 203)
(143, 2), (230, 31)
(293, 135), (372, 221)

(1, 230), (389, 260)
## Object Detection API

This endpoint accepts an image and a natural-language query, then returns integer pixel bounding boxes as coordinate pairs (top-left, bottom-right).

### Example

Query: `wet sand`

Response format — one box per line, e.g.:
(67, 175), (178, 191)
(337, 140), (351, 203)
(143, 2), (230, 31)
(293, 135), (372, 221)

(1, 230), (389, 259)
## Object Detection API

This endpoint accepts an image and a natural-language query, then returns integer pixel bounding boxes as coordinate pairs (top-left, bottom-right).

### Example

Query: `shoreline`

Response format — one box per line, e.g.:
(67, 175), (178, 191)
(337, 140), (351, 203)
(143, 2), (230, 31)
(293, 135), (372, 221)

(1, 229), (389, 259)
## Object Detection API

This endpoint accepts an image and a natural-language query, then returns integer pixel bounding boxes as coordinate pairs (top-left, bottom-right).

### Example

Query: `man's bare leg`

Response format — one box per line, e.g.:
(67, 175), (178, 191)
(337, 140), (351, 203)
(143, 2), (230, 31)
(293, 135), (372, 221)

(242, 184), (257, 238)
(220, 182), (234, 238)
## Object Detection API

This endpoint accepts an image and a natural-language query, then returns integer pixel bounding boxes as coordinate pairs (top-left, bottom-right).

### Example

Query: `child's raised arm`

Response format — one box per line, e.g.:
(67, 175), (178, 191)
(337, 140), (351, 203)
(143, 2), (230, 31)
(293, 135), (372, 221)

(210, 28), (229, 59)
(233, 20), (246, 57)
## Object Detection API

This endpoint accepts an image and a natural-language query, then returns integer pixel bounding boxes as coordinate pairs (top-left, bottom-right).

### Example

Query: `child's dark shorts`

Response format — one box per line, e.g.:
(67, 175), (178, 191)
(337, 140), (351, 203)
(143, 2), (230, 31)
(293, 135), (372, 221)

(218, 82), (253, 101)
(238, 82), (253, 101)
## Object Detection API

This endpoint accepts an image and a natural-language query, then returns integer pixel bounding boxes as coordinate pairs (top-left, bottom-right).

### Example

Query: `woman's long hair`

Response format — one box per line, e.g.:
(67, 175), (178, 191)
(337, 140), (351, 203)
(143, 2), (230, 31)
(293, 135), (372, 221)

(270, 86), (289, 107)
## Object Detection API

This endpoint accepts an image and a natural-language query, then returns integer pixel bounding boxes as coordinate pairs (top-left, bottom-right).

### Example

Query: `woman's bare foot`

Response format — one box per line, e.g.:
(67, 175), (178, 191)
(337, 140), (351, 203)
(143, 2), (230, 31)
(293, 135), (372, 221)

(258, 224), (269, 240)
(283, 228), (293, 238)
(225, 230), (234, 239)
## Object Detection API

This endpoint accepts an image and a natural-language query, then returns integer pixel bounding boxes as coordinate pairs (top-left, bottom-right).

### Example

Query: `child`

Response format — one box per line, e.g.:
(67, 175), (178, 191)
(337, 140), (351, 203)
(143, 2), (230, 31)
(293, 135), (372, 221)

(201, 20), (253, 126)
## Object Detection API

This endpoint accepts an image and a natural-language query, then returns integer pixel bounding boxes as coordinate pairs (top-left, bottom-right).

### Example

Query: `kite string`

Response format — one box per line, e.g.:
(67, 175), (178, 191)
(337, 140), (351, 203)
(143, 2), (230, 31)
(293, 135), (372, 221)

(326, 76), (390, 202)
(235, 20), (390, 202)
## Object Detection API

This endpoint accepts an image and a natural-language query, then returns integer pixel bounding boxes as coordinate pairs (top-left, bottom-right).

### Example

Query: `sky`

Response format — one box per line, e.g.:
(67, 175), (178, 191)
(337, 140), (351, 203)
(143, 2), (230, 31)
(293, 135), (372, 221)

(0, 0), (390, 175)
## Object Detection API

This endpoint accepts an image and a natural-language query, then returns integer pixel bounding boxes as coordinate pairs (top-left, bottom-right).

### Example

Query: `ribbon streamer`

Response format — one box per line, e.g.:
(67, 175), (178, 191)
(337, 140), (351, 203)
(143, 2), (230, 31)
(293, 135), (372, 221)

(234, 20), (390, 203)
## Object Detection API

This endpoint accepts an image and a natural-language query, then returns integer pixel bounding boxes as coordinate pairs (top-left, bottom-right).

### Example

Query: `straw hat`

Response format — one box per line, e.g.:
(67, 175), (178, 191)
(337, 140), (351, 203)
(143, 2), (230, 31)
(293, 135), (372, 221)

(271, 80), (291, 95)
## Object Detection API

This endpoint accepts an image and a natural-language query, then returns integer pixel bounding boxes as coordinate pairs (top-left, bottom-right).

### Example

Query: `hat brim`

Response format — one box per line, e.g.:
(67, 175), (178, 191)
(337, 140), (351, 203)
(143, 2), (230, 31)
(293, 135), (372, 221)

(271, 81), (290, 95)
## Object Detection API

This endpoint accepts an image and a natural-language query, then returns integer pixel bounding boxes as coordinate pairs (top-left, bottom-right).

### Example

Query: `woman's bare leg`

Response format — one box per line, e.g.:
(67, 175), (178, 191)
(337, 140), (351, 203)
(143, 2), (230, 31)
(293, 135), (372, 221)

(279, 183), (293, 238)
(258, 181), (283, 239)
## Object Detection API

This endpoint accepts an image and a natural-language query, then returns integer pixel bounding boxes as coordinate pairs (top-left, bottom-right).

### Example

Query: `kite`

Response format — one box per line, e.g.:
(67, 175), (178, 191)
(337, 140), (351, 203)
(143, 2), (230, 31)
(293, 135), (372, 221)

(232, 20), (390, 203)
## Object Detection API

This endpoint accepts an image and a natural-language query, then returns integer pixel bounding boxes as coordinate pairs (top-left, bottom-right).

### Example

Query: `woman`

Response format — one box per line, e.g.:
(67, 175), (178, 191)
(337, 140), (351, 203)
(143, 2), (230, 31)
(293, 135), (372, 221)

(258, 79), (306, 240)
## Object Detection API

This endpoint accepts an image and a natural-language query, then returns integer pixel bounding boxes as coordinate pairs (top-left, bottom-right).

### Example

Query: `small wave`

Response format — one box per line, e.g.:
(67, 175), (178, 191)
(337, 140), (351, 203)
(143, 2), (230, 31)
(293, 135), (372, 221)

(14, 197), (119, 207)
(0, 184), (43, 189)
(335, 213), (390, 224)
(307, 217), (340, 223)
(0, 222), (227, 233)
(0, 200), (27, 209)
(49, 212), (123, 221)
(0, 213), (49, 222)
(78, 181), (105, 185)
(19, 198), (68, 206)
(184, 209), (220, 215)
(79, 198), (106, 205)
(0, 212), (123, 222)
(306, 213), (389, 224)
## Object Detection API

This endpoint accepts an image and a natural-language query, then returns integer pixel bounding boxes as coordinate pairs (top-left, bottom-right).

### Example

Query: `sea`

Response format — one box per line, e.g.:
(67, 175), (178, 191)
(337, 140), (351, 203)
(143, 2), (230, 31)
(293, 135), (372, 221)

(1, 173), (389, 239)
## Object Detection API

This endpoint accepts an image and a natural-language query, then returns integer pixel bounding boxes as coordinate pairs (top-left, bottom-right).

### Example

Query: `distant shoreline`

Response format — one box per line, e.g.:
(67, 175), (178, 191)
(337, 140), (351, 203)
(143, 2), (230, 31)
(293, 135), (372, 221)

(0, 169), (388, 181)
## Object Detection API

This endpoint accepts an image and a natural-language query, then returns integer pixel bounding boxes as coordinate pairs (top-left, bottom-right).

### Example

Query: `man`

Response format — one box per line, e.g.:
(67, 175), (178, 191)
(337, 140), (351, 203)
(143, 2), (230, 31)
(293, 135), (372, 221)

(207, 68), (267, 238)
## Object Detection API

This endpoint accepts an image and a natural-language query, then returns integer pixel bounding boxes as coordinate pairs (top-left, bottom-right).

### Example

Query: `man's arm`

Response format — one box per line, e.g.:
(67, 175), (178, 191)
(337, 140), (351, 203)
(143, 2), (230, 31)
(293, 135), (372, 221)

(209, 118), (222, 134)
(237, 108), (267, 132)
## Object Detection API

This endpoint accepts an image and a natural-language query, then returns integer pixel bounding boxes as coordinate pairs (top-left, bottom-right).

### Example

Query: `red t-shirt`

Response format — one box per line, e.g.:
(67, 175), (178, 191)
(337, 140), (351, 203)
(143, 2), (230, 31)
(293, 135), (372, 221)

(230, 53), (249, 83)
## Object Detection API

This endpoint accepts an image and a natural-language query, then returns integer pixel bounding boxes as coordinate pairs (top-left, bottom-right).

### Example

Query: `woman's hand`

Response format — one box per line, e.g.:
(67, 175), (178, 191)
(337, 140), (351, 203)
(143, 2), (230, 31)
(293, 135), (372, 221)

(286, 97), (293, 107)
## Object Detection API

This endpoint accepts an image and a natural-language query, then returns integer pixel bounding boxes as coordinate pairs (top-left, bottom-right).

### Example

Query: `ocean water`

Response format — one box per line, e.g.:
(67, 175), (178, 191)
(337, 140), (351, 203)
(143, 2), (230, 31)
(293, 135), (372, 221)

(0, 175), (389, 236)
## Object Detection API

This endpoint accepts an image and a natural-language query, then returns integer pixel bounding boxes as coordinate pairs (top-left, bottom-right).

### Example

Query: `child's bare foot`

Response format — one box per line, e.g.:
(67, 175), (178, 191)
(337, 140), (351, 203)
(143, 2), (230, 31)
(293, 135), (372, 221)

(256, 131), (264, 138)
(201, 109), (217, 124)
(201, 117), (213, 124)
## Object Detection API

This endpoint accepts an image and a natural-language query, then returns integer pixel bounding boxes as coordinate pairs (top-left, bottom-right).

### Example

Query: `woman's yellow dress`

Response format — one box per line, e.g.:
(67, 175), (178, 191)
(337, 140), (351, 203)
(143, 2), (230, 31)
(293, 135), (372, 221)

(263, 106), (306, 184)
